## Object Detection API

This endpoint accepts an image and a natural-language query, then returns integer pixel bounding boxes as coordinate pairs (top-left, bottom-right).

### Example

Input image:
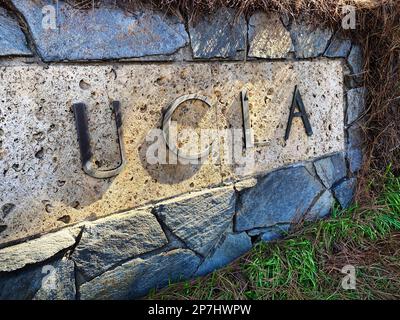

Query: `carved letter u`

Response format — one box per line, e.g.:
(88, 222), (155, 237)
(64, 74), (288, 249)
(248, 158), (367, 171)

(72, 101), (126, 179)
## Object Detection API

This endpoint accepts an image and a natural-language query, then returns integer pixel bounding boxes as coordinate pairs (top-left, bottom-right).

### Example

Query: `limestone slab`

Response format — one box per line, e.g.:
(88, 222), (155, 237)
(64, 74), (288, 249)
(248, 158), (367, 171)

(212, 60), (345, 180)
(0, 63), (221, 244)
(0, 61), (345, 244)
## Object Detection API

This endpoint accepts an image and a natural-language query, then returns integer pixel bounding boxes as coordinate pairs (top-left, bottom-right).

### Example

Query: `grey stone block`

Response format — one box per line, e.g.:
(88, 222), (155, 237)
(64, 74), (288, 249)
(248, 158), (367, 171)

(248, 12), (293, 59)
(347, 125), (364, 173)
(348, 148), (363, 173)
(0, 258), (76, 300)
(333, 178), (356, 209)
(348, 45), (364, 75)
(290, 17), (333, 58)
(0, 7), (31, 56)
(324, 32), (352, 58)
(189, 7), (246, 59)
(314, 153), (347, 189)
(79, 249), (200, 300)
(195, 232), (252, 277)
(72, 210), (168, 280)
(153, 187), (236, 256)
(12, 0), (189, 61)
(306, 190), (335, 220)
(348, 124), (363, 147)
(235, 166), (324, 232)
(347, 87), (366, 125)
(33, 258), (76, 300)
(0, 228), (80, 272)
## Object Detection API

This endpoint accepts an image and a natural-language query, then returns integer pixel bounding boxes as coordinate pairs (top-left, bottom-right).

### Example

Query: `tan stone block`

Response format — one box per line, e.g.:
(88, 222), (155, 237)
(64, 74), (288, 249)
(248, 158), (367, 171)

(210, 60), (345, 181)
(0, 60), (344, 244)
(0, 64), (221, 244)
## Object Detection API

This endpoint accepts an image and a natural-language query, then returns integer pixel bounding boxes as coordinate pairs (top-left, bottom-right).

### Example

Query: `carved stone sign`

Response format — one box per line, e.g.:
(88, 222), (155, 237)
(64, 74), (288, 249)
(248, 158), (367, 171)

(0, 61), (344, 244)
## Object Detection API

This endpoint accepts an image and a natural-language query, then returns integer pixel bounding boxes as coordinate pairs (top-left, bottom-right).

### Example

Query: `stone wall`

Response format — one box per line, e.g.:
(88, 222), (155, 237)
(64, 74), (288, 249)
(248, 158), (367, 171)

(0, 1), (365, 299)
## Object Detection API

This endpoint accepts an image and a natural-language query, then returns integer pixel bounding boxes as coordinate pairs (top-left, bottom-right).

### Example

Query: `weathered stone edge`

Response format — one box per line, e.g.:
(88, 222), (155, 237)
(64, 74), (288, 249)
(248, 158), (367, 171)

(0, 3), (362, 63)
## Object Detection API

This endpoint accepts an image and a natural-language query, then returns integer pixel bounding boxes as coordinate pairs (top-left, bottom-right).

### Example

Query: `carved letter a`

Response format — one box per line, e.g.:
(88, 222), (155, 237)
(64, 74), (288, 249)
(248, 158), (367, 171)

(285, 86), (313, 141)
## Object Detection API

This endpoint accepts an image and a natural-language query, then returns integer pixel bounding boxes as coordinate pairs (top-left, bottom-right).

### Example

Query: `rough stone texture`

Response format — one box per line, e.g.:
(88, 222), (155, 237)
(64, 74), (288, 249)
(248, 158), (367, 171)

(324, 32), (352, 58)
(313, 153), (347, 189)
(12, 0), (188, 61)
(195, 232), (252, 276)
(235, 166), (324, 232)
(347, 87), (366, 125)
(0, 7), (31, 56)
(306, 190), (335, 220)
(290, 18), (333, 58)
(189, 7), (246, 59)
(348, 45), (364, 75)
(79, 249), (200, 300)
(248, 12), (293, 59)
(153, 187), (236, 256)
(348, 148), (363, 173)
(0, 61), (344, 244)
(347, 125), (364, 173)
(333, 178), (356, 209)
(214, 60), (345, 180)
(0, 258), (75, 300)
(72, 210), (168, 280)
(33, 258), (76, 300)
(0, 63), (222, 244)
(0, 228), (79, 272)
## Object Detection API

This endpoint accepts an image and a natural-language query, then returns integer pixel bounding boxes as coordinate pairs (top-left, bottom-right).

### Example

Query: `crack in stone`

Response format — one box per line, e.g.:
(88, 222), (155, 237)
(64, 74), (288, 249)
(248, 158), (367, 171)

(65, 226), (85, 259)
(3, 0), (44, 64)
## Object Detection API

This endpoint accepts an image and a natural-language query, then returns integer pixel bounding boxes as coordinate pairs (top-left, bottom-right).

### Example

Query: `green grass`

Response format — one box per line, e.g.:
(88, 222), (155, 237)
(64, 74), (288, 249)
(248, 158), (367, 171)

(148, 168), (400, 300)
